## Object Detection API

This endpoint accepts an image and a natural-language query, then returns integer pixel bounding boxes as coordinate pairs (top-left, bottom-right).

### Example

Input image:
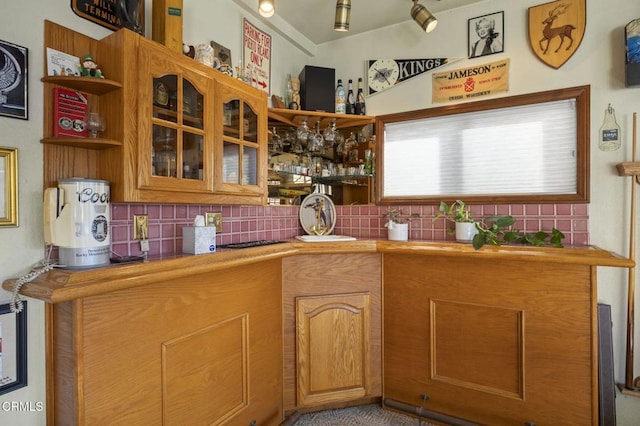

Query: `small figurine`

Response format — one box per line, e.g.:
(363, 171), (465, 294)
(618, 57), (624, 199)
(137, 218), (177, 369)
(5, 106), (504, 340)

(289, 76), (300, 110)
(80, 55), (104, 79)
(194, 44), (216, 68)
(183, 43), (195, 59)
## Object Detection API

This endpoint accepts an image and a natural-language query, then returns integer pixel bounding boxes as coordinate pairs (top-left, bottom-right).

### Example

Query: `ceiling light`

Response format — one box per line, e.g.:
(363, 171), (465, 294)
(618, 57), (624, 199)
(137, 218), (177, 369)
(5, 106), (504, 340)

(334, 0), (351, 32)
(259, 0), (275, 18)
(411, 0), (438, 33)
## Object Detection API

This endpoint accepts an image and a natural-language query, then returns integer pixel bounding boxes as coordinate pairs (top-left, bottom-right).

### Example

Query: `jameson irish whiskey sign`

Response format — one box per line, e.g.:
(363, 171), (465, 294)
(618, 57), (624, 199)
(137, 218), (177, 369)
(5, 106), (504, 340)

(71, 0), (144, 34)
(432, 58), (510, 103)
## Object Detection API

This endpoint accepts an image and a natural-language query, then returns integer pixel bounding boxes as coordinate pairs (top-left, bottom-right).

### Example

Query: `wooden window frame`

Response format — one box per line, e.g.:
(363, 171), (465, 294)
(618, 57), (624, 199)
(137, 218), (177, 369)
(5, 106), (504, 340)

(375, 85), (590, 205)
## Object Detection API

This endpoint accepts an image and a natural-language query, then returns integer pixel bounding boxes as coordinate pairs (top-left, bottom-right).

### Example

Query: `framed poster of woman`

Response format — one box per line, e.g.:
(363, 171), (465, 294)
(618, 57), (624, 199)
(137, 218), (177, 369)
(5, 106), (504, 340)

(469, 11), (504, 59)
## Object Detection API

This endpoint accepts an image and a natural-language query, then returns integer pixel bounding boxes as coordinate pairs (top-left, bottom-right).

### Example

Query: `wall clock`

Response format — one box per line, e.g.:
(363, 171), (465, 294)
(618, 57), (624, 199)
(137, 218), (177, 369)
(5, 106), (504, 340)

(367, 59), (400, 94)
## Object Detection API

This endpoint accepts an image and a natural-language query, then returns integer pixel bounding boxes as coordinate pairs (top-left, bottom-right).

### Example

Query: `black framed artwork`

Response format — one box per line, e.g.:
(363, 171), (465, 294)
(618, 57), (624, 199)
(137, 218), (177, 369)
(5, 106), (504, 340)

(468, 11), (505, 59)
(0, 301), (27, 395)
(0, 40), (28, 120)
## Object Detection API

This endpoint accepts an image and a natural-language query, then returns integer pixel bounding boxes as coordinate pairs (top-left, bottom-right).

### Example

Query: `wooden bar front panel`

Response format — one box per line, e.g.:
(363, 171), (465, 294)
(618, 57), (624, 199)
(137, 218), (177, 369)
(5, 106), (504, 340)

(50, 259), (283, 425)
(383, 253), (596, 425)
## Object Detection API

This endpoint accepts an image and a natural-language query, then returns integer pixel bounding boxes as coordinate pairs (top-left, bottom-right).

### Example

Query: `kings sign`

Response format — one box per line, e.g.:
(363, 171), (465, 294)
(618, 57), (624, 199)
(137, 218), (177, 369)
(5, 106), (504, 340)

(528, 0), (586, 69)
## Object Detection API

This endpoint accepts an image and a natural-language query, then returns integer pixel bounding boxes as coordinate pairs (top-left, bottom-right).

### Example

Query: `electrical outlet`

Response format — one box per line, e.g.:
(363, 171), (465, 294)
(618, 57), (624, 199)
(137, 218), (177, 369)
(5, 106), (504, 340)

(205, 212), (223, 233)
(133, 214), (149, 240)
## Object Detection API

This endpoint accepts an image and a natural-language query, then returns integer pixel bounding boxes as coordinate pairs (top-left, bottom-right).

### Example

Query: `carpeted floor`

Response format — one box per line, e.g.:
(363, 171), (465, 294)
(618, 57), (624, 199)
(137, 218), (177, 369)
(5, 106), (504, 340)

(291, 404), (437, 426)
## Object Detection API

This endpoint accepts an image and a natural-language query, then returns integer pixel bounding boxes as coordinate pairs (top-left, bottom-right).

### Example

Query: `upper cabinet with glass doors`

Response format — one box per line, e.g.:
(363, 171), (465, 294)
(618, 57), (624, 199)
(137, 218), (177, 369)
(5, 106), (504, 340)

(42, 23), (268, 205)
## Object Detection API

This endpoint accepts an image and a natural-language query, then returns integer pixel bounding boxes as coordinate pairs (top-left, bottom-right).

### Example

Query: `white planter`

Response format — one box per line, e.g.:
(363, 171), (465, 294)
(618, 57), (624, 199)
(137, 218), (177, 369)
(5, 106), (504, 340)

(387, 222), (409, 241)
(455, 222), (478, 243)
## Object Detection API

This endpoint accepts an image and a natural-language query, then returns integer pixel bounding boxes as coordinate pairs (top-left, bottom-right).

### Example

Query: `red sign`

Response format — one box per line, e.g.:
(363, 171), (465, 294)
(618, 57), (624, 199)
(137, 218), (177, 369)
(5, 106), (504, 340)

(243, 19), (271, 93)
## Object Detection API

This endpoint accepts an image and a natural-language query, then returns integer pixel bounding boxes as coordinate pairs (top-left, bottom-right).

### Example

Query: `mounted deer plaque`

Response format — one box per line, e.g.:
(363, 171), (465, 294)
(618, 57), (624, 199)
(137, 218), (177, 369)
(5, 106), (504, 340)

(528, 0), (586, 69)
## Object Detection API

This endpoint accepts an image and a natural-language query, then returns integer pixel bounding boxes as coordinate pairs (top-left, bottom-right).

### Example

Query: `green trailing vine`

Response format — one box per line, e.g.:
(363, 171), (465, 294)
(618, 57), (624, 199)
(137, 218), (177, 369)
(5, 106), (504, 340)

(472, 215), (565, 250)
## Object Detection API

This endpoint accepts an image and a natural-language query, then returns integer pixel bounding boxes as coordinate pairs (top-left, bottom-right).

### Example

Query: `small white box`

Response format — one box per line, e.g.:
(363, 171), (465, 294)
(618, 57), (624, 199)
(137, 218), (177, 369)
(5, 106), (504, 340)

(182, 226), (216, 254)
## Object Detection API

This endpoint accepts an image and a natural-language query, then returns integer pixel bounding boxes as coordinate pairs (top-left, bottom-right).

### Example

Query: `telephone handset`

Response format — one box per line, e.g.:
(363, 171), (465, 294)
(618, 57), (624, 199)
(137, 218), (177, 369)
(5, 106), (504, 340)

(43, 186), (63, 245)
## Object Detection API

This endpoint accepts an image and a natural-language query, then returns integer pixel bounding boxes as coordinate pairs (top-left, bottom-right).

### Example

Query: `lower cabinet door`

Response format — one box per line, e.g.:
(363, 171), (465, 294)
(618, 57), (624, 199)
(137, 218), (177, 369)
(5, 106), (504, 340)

(296, 292), (371, 406)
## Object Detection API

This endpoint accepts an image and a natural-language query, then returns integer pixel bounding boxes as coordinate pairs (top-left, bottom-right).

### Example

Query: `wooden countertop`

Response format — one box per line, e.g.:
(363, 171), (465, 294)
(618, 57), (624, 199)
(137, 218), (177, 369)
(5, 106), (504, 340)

(3, 240), (632, 304)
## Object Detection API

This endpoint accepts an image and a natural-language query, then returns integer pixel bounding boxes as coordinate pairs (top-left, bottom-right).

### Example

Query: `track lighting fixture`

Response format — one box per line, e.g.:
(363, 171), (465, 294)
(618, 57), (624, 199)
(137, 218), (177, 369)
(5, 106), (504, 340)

(334, 0), (351, 32)
(258, 0), (275, 18)
(411, 0), (438, 33)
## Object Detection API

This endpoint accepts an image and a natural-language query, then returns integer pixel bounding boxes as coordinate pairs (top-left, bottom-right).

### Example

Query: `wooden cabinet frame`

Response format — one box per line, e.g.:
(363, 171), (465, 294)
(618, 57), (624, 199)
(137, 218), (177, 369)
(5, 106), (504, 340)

(42, 20), (268, 205)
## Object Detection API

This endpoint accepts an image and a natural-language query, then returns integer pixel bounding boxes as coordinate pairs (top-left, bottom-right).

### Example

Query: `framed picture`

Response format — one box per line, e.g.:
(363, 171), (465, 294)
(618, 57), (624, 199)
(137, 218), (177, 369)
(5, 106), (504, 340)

(0, 147), (18, 227)
(0, 40), (28, 120)
(0, 301), (27, 395)
(211, 41), (233, 76)
(468, 11), (504, 59)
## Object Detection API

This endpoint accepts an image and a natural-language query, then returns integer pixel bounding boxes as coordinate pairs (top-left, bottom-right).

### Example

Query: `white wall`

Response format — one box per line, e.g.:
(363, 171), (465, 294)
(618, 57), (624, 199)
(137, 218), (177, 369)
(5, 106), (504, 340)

(311, 0), (640, 422)
(2, 0), (640, 424)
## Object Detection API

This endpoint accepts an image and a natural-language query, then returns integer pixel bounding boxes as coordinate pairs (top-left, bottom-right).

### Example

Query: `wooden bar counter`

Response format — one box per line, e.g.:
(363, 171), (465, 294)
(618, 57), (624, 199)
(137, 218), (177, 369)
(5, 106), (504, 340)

(3, 241), (632, 425)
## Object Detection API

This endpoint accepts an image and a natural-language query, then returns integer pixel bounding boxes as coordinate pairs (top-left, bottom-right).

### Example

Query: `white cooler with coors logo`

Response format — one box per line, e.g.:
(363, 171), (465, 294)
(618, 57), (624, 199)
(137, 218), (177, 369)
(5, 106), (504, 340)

(44, 178), (110, 269)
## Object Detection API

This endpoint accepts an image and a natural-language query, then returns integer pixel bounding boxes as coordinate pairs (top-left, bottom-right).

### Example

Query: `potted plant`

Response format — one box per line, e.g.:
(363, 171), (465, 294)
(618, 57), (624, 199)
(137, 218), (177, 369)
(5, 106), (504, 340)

(434, 200), (478, 242)
(383, 208), (419, 241)
(472, 215), (565, 250)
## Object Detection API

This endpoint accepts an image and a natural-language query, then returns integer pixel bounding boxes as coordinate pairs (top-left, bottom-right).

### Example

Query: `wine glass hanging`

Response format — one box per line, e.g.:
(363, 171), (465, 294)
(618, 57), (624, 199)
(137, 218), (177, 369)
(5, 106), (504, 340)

(269, 119), (373, 179)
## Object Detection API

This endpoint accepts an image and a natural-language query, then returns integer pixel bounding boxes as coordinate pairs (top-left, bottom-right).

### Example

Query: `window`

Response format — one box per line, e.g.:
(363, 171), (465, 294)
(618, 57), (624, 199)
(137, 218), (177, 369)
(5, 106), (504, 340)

(376, 86), (590, 204)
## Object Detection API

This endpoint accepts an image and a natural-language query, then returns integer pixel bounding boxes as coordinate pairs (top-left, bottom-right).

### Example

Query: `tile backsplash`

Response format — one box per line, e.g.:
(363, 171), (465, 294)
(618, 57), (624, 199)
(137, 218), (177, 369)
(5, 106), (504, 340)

(109, 202), (589, 257)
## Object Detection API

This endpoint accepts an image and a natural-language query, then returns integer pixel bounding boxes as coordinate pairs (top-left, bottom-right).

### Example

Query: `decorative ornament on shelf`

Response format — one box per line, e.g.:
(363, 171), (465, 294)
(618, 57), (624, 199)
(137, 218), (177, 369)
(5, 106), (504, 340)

(80, 55), (104, 79)
(289, 76), (300, 110)
(85, 111), (105, 138)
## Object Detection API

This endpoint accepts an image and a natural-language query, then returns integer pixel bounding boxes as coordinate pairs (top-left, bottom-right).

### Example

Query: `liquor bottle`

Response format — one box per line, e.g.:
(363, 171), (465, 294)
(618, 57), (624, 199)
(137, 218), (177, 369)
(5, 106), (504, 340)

(355, 78), (366, 115)
(335, 79), (346, 113)
(346, 79), (356, 114)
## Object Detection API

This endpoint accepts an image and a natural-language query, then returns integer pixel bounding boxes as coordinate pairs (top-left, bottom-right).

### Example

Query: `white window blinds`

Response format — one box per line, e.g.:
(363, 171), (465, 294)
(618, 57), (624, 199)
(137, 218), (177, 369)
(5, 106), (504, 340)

(383, 99), (578, 197)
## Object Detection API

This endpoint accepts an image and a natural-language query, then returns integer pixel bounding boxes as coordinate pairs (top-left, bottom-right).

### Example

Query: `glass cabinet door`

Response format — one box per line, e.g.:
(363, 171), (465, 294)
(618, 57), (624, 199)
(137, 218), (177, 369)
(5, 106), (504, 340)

(150, 74), (205, 181)
(220, 96), (261, 190)
(136, 38), (213, 195)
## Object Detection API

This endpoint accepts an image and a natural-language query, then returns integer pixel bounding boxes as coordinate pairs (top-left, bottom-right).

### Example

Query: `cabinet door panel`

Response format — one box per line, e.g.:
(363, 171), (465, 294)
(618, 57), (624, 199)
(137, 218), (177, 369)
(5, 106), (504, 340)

(215, 79), (266, 197)
(283, 253), (382, 411)
(138, 39), (212, 193)
(296, 292), (371, 406)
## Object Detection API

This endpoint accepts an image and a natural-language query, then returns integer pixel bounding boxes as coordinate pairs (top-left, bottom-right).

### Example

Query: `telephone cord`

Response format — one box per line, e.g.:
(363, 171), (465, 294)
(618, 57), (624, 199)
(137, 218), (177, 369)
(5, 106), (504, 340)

(10, 247), (58, 313)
